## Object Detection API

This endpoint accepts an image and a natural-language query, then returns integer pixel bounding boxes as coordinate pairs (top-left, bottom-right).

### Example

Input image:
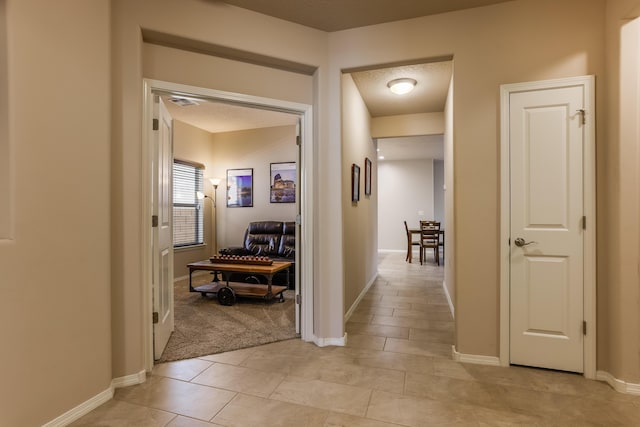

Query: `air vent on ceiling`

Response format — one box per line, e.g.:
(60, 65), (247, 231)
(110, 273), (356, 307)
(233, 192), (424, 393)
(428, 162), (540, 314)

(169, 97), (199, 107)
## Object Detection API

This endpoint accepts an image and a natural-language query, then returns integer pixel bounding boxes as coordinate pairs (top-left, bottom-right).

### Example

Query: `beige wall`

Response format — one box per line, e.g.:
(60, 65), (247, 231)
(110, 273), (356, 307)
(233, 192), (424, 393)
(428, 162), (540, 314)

(378, 159), (435, 251)
(342, 74), (378, 314)
(0, 0), (8, 239)
(371, 112), (445, 138)
(112, 0), (330, 381)
(5, 0), (640, 424)
(0, 1), (111, 425)
(211, 126), (297, 253)
(172, 122), (297, 279)
(601, 0), (640, 382)
(143, 43), (314, 106)
(329, 0), (606, 357)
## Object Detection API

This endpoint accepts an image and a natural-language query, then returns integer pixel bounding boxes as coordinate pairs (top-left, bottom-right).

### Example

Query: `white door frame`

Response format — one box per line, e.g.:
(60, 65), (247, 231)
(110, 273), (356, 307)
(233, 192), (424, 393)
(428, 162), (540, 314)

(142, 79), (315, 370)
(499, 75), (596, 379)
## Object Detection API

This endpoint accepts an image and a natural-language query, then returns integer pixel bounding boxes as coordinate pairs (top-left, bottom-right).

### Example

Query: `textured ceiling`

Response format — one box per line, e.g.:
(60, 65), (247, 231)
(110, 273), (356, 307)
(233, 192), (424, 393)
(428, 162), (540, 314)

(165, 1), (472, 159)
(351, 61), (453, 117)
(219, 0), (514, 32)
(162, 96), (298, 134)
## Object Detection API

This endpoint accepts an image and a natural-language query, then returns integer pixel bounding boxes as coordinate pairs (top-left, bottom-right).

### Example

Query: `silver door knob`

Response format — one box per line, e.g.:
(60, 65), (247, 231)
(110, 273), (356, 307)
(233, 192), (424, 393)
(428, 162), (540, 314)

(514, 237), (537, 247)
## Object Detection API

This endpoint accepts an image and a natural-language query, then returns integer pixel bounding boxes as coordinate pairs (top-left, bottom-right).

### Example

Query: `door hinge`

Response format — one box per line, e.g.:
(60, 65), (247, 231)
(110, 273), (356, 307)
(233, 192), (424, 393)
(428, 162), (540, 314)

(152, 215), (159, 227)
(583, 320), (587, 335)
(577, 109), (586, 125)
(296, 135), (301, 146)
(295, 214), (301, 225)
(295, 294), (301, 304)
(153, 312), (159, 324)
(152, 118), (159, 130)
(582, 216), (586, 230)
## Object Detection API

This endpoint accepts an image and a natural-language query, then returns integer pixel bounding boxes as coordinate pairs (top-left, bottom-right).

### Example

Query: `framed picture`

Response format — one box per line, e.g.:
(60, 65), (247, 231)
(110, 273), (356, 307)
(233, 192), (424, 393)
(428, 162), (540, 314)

(226, 168), (253, 207)
(364, 157), (372, 196)
(351, 163), (360, 202)
(270, 162), (296, 203)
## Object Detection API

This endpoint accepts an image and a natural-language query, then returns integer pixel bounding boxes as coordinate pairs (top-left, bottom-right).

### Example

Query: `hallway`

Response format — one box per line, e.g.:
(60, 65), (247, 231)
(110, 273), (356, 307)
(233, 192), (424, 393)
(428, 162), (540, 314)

(71, 252), (640, 426)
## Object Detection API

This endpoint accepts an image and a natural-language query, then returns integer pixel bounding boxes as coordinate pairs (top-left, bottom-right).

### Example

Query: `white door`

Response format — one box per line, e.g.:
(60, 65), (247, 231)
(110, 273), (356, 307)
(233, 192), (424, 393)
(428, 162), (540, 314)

(294, 119), (302, 334)
(509, 83), (587, 373)
(153, 96), (174, 359)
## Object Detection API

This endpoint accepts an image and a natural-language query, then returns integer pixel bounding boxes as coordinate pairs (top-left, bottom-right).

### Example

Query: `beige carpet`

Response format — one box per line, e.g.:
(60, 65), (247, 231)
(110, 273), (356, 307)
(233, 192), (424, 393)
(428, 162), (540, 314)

(157, 273), (297, 363)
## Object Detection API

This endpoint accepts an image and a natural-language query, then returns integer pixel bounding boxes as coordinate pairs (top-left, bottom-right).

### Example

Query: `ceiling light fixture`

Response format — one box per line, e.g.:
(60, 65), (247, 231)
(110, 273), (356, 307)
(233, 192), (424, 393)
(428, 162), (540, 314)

(387, 78), (417, 95)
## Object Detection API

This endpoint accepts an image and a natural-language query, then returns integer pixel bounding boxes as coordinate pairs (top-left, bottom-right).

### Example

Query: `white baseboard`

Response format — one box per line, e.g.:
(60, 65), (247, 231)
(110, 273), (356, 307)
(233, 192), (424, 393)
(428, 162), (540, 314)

(42, 387), (113, 427)
(452, 346), (501, 366)
(442, 280), (454, 319)
(42, 370), (147, 427)
(378, 249), (406, 253)
(596, 370), (640, 395)
(344, 273), (378, 322)
(313, 334), (347, 347)
(111, 369), (147, 389)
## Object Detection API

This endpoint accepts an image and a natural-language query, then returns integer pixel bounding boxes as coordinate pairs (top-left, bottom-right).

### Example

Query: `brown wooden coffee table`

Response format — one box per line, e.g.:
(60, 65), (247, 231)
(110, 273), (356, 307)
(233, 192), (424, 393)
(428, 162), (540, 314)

(186, 260), (292, 306)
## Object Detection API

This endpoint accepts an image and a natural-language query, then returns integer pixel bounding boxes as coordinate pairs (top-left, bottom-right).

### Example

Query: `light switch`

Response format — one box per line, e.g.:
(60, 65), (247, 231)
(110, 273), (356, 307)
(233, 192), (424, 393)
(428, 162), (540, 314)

(418, 210), (425, 216)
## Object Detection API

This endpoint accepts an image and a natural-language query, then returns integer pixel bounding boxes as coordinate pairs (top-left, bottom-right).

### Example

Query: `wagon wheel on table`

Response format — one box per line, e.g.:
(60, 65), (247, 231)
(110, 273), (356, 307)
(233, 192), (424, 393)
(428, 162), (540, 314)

(217, 286), (236, 306)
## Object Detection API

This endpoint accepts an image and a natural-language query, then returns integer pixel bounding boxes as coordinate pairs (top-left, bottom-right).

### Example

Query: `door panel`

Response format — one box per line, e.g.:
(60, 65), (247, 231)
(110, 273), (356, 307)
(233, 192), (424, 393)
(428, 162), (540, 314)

(154, 97), (174, 359)
(295, 118), (301, 335)
(509, 85), (584, 373)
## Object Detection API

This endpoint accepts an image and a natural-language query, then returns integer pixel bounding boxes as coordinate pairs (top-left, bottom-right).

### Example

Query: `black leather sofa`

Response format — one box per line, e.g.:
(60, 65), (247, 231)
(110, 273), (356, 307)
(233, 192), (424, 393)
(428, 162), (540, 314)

(219, 221), (295, 289)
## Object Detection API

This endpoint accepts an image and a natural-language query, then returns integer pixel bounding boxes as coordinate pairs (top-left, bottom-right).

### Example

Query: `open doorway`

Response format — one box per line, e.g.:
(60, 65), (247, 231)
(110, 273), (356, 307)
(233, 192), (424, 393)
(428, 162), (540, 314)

(376, 134), (445, 261)
(342, 59), (454, 319)
(142, 79), (314, 369)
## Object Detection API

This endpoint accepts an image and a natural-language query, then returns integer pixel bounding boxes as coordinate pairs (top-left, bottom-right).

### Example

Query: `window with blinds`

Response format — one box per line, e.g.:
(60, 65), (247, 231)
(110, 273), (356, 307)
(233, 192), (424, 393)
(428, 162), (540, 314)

(173, 160), (204, 248)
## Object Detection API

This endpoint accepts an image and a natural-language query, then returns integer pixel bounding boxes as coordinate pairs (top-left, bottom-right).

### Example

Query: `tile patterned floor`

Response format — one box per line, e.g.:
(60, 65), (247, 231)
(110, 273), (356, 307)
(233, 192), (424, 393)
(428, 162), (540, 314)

(71, 252), (640, 426)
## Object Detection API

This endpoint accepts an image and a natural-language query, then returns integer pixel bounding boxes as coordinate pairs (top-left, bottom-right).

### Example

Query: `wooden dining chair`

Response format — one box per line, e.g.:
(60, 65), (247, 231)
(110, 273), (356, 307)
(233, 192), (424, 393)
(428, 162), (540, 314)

(419, 221), (440, 265)
(404, 221), (421, 263)
(423, 220), (444, 262)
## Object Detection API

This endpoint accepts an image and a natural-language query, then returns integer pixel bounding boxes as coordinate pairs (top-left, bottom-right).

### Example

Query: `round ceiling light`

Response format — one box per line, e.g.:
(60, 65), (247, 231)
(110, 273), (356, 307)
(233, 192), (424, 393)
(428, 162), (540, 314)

(387, 78), (417, 95)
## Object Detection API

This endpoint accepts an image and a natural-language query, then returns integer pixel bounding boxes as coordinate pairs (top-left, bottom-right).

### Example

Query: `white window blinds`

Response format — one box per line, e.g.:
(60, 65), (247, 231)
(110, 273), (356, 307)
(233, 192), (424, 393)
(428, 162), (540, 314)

(173, 160), (204, 247)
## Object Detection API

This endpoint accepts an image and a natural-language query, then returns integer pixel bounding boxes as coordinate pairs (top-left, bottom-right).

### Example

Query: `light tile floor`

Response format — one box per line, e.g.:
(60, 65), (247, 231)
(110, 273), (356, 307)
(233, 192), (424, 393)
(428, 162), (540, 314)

(71, 252), (640, 426)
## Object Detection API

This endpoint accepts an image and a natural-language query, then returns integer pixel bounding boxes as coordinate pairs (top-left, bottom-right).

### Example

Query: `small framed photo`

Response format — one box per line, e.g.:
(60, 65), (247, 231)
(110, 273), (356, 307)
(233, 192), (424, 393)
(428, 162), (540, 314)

(227, 168), (253, 207)
(351, 164), (360, 202)
(364, 157), (372, 196)
(270, 162), (296, 203)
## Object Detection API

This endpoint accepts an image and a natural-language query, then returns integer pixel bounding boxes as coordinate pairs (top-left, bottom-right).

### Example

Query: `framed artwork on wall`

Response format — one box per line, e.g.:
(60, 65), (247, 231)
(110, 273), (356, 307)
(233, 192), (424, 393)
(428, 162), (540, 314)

(270, 162), (296, 203)
(364, 157), (372, 196)
(352, 163), (360, 202)
(226, 168), (253, 207)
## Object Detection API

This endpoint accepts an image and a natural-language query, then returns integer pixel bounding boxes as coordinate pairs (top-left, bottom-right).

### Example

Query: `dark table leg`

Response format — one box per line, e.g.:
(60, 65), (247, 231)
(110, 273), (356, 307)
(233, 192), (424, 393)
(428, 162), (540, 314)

(188, 268), (195, 292)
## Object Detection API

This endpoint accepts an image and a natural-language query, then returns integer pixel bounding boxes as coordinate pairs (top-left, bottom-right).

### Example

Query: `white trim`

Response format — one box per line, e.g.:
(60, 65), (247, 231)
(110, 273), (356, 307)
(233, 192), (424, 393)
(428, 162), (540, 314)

(596, 371), (640, 395)
(452, 346), (501, 366)
(499, 76), (597, 376)
(42, 388), (113, 427)
(314, 334), (347, 347)
(142, 79), (315, 371)
(442, 280), (454, 319)
(111, 369), (147, 389)
(377, 249), (406, 253)
(299, 103), (314, 344)
(42, 371), (147, 427)
(344, 273), (378, 322)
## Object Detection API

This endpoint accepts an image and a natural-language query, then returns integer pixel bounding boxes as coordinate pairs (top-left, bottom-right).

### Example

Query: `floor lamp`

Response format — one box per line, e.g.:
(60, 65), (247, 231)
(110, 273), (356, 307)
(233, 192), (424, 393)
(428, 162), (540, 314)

(197, 177), (221, 281)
